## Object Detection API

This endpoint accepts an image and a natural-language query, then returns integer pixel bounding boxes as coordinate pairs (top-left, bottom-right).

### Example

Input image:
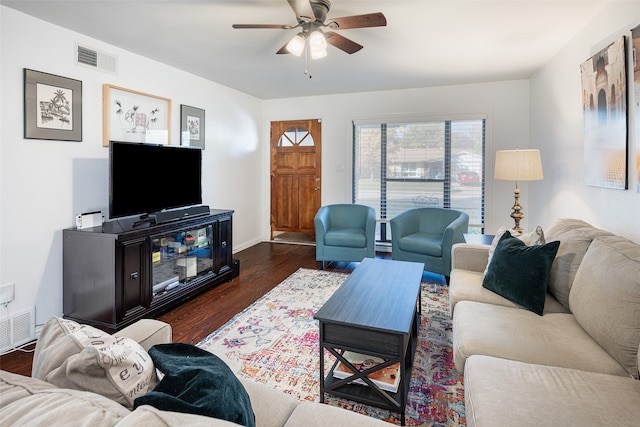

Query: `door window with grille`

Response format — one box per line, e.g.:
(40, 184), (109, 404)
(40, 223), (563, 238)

(353, 117), (486, 241)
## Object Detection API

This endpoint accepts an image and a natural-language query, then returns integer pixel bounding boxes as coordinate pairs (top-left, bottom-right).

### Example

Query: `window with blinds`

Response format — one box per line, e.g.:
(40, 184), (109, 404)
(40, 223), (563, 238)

(353, 117), (486, 241)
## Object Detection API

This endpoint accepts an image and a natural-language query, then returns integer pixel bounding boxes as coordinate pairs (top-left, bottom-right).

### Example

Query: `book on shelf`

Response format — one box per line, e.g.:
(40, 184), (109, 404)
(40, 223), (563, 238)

(332, 351), (401, 393)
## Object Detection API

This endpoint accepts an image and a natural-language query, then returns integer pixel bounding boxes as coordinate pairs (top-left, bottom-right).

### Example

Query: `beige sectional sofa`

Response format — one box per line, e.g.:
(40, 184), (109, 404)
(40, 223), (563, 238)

(1, 318), (389, 427)
(449, 218), (640, 427)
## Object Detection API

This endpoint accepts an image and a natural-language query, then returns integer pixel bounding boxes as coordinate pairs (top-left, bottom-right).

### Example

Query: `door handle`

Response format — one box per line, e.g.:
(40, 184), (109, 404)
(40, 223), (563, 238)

(315, 187), (320, 191)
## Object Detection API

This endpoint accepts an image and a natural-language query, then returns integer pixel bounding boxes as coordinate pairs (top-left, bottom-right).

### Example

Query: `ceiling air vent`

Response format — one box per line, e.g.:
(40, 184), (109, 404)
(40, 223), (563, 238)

(75, 43), (118, 74)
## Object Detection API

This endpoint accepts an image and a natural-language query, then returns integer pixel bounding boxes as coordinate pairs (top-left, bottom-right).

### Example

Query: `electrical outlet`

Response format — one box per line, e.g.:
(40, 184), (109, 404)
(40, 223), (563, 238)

(0, 283), (15, 304)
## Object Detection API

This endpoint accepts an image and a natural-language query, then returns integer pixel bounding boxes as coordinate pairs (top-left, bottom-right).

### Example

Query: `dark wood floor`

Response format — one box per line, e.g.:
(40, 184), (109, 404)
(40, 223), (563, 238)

(0, 242), (376, 377)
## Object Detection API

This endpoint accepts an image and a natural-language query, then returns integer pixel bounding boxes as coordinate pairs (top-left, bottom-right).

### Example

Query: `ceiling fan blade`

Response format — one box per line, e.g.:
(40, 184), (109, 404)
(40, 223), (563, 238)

(287, 0), (315, 22)
(327, 12), (387, 30)
(325, 32), (363, 54)
(232, 24), (293, 29)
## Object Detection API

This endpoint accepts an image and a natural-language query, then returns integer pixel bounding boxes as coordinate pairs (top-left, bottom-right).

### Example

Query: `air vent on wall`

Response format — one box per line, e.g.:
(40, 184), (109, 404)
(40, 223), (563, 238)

(0, 307), (35, 353)
(75, 43), (118, 74)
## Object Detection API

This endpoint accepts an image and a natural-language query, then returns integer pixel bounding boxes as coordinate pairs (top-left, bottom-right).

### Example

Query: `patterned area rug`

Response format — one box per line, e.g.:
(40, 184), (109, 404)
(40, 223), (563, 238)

(198, 268), (465, 426)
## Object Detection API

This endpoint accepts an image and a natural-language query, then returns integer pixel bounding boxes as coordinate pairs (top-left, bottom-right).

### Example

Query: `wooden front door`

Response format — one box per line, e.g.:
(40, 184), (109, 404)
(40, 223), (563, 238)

(270, 119), (321, 239)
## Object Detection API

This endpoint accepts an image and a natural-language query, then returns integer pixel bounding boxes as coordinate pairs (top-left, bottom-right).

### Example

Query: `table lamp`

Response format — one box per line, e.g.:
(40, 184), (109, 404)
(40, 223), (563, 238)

(494, 149), (544, 233)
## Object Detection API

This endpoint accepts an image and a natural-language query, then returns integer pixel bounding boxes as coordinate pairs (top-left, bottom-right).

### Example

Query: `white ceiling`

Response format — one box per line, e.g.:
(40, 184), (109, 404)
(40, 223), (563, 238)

(1, 0), (609, 99)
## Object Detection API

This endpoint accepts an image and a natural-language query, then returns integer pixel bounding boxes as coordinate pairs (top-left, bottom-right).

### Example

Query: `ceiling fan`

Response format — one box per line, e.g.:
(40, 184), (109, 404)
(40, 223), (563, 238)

(232, 0), (387, 58)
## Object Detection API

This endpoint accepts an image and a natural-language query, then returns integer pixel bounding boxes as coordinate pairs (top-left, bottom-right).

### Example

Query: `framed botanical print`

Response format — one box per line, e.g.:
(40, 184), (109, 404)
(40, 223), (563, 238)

(103, 84), (171, 146)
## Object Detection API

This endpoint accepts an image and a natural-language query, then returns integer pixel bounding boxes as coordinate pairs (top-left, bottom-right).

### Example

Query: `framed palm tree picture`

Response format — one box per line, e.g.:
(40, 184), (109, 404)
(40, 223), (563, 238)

(24, 69), (82, 141)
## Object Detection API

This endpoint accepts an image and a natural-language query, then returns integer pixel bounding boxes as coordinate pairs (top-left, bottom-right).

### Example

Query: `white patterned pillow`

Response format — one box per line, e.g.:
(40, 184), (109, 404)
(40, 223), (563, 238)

(32, 317), (156, 408)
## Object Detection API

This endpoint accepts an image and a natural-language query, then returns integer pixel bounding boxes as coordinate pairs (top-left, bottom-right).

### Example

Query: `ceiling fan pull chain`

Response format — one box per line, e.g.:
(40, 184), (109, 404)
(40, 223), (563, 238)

(304, 41), (312, 78)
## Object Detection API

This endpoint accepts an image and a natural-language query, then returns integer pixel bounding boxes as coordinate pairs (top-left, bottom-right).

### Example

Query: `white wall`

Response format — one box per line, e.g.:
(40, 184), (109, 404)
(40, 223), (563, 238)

(0, 7), (265, 328)
(264, 80), (531, 236)
(5, 1), (638, 333)
(529, 2), (640, 243)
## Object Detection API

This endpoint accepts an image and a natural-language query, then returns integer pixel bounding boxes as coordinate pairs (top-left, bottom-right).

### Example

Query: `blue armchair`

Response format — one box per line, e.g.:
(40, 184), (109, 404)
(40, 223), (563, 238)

(391, 208), (469, 279)
(314, 204), (376, 269)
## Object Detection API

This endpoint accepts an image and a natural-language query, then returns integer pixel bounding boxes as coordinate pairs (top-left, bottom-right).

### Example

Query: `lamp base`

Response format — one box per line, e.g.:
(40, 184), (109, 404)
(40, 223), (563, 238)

(510, 187), (524, 233)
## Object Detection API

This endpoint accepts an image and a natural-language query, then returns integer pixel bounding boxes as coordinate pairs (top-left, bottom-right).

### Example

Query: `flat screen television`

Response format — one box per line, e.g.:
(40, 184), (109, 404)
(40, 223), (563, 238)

(109, 141), (202, 219)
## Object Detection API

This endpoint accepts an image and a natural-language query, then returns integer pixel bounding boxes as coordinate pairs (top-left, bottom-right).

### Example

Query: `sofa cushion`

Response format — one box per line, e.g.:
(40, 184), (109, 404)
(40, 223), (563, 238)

(238, 377), (299, 427)
(134, 343), (255, 427)
(569, 235), (640, 379)
(544, 218), (612, 310)
(464, 355), (640, 427)
(283, 401), (392, 427)
(0, 370), (130, 426)
(452, 301), (628, 376)
(482, 233), (560, 315)
(449, 268), (569, 316)
(119, 405), (241, 426)
(32, 317), (157, 408)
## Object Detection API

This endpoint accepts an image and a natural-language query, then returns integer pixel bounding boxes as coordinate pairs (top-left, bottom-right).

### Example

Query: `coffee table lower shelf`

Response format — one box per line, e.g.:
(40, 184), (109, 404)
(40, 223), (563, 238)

(320, 339), (418, 421)
(323, 373), (404, 410)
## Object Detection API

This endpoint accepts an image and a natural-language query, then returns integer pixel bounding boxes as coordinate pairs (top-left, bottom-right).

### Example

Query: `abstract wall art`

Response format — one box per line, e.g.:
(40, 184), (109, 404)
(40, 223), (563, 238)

(580, 36), (628, 190)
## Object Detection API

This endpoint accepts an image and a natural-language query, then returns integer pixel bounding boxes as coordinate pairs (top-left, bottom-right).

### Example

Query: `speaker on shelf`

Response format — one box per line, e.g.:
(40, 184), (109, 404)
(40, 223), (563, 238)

(232, 258), (240, 278)
(151, 205), (210, 224)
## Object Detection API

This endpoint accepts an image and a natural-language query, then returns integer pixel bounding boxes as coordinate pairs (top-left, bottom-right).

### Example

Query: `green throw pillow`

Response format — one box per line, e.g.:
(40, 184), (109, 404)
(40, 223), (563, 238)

(482, 233), (560, 315)
(134, 343), (255, 427)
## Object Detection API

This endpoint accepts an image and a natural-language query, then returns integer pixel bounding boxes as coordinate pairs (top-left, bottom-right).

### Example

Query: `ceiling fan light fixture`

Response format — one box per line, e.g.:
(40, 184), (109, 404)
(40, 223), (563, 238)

(311, 48), (327, 59)
(309, 30), (327, 59)
(233, 2), (387, 64)
(286, 33), (306, 56)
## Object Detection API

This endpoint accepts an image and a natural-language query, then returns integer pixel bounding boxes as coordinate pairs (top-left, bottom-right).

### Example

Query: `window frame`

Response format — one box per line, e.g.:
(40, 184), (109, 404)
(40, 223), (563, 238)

(352, 115), (486, 242)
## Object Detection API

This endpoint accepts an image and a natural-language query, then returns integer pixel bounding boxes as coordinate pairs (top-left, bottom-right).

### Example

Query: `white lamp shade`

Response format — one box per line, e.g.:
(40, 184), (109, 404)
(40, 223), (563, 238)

(494, 149), (544, 181)
(286, 34), (305, 57)
(309, 30), (327, 59)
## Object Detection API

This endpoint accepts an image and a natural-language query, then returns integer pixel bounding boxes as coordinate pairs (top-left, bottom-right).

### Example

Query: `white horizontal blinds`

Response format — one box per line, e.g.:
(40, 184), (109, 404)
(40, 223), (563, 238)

(353, 116), (486, 239)
(449, 119), (486, 230)
(444, 121), (452, 208)
(353, 123), (383, 240)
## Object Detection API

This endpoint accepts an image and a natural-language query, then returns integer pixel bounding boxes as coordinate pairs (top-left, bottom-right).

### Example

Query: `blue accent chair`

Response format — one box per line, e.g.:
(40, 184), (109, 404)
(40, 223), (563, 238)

(314, 204), (376, 269)
(391, 208), (469, 279)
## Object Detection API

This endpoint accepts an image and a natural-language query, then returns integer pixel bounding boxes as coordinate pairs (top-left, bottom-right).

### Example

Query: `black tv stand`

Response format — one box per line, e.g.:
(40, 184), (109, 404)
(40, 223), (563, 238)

(63, 209), (234, 332)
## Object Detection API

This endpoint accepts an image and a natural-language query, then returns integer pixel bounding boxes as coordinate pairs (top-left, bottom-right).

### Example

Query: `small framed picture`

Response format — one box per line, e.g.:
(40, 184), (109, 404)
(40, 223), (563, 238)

(180, 105), (205, 149)
(24, 69), (82, 141)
